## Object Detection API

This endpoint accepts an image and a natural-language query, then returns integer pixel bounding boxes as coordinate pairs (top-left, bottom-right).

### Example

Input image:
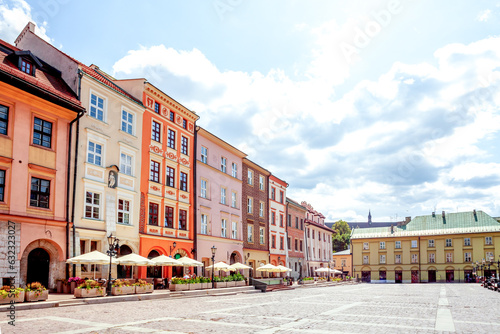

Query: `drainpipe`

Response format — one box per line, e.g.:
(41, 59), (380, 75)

(192, 126), (198, 274)
(71, 69), (84, 276)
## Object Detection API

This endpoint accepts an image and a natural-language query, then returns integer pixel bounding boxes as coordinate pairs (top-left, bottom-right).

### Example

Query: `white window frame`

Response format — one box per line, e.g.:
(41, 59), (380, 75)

(428, 239), (435, 248)
(117, 198), (131, 225)
(231, 221), (237, 239)
(445, 239), (452, 247)
(446, 252), (453, 263)
(380, 241), (385, 249)
(363, 242), (369, 250)
(221, 157), (227, 173)
(120, 153), (133, 176)
(429, 253), (435, 263)
(464, 238), (471, 246)
(247, 225), (253, 242)
(464, 252), (471, 262)
(247, 197), (253, 214)
(201, 146), (208, 164)
(411, 240), (418, 248)
(380, 254), (386, 264)
(395, 241), (401, 249)
(411, 254), (418, 263)
(486, 251), (494, 262)
(121, 109), (134, 135)
(259, 175), (264, 190)
(363, 255), (369, 265)
(232, 162), (237, 178)
(200, 214), (208, 235)
(89, 91), (106, 122)
(259, 227), (264, 244)
(485, 236), (492, 245)
(395, 254), (401, 264)
(259, 202), (264, 217)
(87, 140), (103, 166)
(221, 219), (227, 238)
(231, 191), (237, 208)
(247, 170), (253, 185)
(85, 190), (101, 220)
(200, 179), (207, 199)
(221, 187), (226, 205)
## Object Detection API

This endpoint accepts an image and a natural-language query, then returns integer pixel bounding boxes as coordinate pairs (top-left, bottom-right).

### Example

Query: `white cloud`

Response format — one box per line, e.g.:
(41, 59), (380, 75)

(0, 0), (52, 44)
(477, 9), (491, 22)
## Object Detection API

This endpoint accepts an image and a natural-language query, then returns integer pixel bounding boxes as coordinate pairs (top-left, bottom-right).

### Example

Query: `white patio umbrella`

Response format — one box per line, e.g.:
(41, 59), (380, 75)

(228, 262), (252, 270)
(256, 263), (279, 272)
(205, 261), (231, 271)
(150, 255), (182, 266)
(115, 253), (155, 266)
(66, 250), (116, 279)
(176, 256), (204, 267)
(276, 265), (292, 272)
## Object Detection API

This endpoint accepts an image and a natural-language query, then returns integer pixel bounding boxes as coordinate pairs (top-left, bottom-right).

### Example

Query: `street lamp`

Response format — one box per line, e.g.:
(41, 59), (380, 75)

(170, 242), (177, 256)
(211, 245), (217, 289)
(106, 234), (119, 296)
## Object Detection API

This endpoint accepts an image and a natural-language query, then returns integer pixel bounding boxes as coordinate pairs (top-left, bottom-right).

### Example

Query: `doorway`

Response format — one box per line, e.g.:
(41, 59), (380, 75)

(428, 270), (436, 283)
(361, 271), (371, 283)
(147, 250), (162, 278)
(395, 270), (402, 283)
(117, 245), (132, 279)
(27, 248), (50, 289)
(446, 270), (454, 283)
(411, 270), (419, 283)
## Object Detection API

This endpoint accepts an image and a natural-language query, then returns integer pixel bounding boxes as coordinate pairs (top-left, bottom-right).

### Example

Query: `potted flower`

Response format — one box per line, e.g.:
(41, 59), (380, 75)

(233, 273), (245, 286)
(226, 275), (236, 287)
(134, 279), (154, 294)
(111, 279), (134, 295)
(200, 277), (211, 289)
(0, 286), (25, 304)
(74, 280), (105, 298)
(188, 277), (201, 290)
(67, 277), (82, 294)
(169, 278), (188, 291)
(214, 276), (226, 288)
(25, 282), (48, 302)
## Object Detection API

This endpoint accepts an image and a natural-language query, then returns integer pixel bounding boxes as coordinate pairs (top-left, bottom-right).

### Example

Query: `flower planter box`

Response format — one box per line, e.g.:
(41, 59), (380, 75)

(135, 285), (154, 294)
(169, 284), (188, 292)
(25, 290), (48, 302)
(74, 288), (105, 298)
(214, 282), (227, 288)
(234, 280), (245, 286)
(226, 281), (236, 287)
(189, 283), (201, 290)
(303, 280), (314, 284)
(111, 286), (135, 296)
(0, 291), (25, 304)
(201, 282), (209, 289)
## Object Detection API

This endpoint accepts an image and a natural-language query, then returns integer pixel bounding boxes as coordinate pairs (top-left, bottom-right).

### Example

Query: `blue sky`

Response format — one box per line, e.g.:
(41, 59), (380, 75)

(1, 0), (500, 222)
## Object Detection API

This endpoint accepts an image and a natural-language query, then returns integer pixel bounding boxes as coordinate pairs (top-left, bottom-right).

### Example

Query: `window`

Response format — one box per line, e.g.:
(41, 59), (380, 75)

(221, 157), (227, 173)
(295, 239), (298, 251)
(121, 110), (133, 135)
(300, 240), (303, 251)
(167, 129), (176, 149)
(287, 214), (291, 227)
(232, 163), (237, 178)
(165, 206), (174, 228)
(0, 104), (8, 135)
(260, 227), (265, 244)
(247, 170), (253, 185)
(271, 235), (276, 248)
(259, 175), (264, 190)
(0, 169), (5, 202)
(85, 191), (100, 219)
(446, 253), (453, 263)
(379, 271), (386, 280)
(288, 237), (291, 250)
(247, 225), (253, 242)
(312, 230), (315, 239)
(151, 121), (161, 142)
(166, 166), (175, 187)
(429, 253), (435, 263)
(279, 191), (284, 203)
(464, 252), (471, 262)
(201, 214), (208, 234)
(181, 136), (188, 155)
(180, 172), (187, 191)
(182, 118), (187, 129)
(279, 214), (284, 227)
(464, 238), (471, 246)
(411, 240), (418, 248)
(428, 239), (435, 248)
(300, 219), (303, 230)
(271, 211), (276, 225)
(380, 254), (386, 264)
(363, 242), (369, 250)
(271, 187), (275, 200)
(247, 197), (253, 213)
(380, 241), (385, 249)
(88, 141), (102, 166)
(341, 259), (346, 267)
(259, 202), (264, 217)
(395, 254), (401, 264)
(154, 102), (160, 113)
(89, 93), (104, 121)
(231, 191), (237, 208)
(148, 203), (159, 226)
(485, 236), (493, 245)
(201, 146), (208, 164)
(395, 241), (401, 249)
(280, 236), (284, 250)
(150, 161), (160, 182)
(179, 210), (187, 230)
(199, 179), (207, 198)
(33, 117), (52, 148)
(120, 153), (132, 176)
(221, 219), (227, 238)
(220, 187), (226, 205)
(363, 255), (369, 264)
(231, 221), (237, 239)
(20, 59), (32, 75)
(295, 217), (299, 229)
(445, 239), (452, 247)
(411, 254), (418, 263)
(169, 111), (174, 122)
(117, 199), (130, 224)
(486, 251), (494, 261)
(30, 177), (50, 208)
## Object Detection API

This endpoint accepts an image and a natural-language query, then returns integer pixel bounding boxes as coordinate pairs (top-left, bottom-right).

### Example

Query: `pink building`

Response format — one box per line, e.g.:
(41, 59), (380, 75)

(195, 127), (246, 275)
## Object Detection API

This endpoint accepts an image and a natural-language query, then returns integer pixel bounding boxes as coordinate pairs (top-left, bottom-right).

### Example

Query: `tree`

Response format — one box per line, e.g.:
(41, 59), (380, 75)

(332, 220), (351, 252)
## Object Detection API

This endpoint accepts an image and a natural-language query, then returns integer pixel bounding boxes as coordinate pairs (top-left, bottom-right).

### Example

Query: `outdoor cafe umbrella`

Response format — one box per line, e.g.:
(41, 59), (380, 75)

(205, 261), (231, 277)
(256, 263), (279, 272)
(150, 255), (182, 266)
(177, 256), (204, 267)
(228, 262), (252, 271)
(276, 265), (292, 272)
(115, 253), (156, 280)
(66, 250), (116, 279)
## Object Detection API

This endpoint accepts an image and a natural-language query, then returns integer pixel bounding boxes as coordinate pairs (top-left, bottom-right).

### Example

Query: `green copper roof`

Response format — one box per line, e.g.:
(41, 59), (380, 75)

(351, 210), (500, 239)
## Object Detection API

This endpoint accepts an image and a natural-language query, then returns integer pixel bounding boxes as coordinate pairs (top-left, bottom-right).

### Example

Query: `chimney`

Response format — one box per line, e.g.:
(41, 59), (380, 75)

(405, 216), (411, 224)
(391, 224), (394, 234)
(432, 212), (435, 218)
(473, 209), (477, 221)
(442, 211), (446, 224)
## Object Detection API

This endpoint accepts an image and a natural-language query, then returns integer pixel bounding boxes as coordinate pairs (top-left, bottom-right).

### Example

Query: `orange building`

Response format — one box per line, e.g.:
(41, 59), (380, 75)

(0, 38), (84, 289)
(115, 79), (199, 278)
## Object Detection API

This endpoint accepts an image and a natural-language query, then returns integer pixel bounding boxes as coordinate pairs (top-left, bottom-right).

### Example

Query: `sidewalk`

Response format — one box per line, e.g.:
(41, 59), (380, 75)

(0, 286), (259, 312)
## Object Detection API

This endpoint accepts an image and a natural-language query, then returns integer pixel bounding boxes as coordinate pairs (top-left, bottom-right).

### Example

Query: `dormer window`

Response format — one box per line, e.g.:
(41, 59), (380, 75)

(20, 59), (33, 75)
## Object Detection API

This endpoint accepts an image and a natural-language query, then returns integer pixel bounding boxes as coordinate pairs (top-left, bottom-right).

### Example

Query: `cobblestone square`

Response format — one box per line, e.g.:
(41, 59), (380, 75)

(2, 283), (500, 334)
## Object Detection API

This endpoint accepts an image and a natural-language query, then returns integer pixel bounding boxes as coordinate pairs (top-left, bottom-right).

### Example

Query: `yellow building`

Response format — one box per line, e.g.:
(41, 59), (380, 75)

(332, 249), (351, 277)
(351, 210), (500, 283)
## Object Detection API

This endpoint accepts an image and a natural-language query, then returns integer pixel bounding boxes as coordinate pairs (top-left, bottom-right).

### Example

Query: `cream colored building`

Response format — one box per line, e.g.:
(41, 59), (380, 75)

(332, 249), (352, 277)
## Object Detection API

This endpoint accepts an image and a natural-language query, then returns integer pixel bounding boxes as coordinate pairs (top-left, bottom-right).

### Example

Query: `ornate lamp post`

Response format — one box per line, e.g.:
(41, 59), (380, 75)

(106, 234), (119, 296)
(211, 245), (217, 289)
